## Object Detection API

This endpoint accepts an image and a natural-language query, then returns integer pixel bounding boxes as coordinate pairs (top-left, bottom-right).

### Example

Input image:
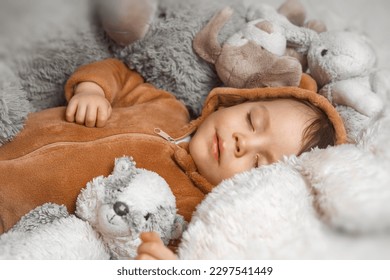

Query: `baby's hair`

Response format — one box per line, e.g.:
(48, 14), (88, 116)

(216, 94), (336, 155)
(298, 100), (336, 155)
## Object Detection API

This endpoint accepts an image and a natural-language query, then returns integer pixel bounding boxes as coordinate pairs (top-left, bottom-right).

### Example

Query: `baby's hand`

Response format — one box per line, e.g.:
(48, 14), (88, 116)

(136, 232), (178, 260)
(66, 82), (112, 127)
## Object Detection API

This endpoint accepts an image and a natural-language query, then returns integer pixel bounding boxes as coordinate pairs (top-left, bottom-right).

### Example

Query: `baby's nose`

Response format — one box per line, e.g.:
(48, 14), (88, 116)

(234, 134), (243, 157)
(233, 132), (259, 157)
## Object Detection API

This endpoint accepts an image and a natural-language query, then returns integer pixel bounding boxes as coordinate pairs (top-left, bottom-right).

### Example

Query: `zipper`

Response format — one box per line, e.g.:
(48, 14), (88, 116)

(154, 128), (176, 143)
(154, 128), (193, 144)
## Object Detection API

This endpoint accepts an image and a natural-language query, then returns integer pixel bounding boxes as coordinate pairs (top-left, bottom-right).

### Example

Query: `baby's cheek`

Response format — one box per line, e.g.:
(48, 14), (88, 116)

(219, 160), (252, 181)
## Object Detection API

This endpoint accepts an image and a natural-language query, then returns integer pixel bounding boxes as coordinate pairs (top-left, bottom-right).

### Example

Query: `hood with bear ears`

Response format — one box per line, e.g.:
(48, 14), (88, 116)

(184, 74), (347, 146)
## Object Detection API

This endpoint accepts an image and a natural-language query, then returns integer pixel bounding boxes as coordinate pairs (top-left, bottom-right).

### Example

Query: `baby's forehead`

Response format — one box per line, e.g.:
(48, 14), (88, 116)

(263, 98), (319, 115)
(251, 97), (315, 110)
(218, 97), (319, 119)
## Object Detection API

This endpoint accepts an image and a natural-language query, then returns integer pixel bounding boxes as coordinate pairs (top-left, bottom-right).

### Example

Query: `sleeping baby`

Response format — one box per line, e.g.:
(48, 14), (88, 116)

(0, 59), (346, 257)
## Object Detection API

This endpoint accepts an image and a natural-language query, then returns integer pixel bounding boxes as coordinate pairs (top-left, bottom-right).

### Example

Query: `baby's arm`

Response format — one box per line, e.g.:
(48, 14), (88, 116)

(64, 58), (186, 128)
(65, 82), (112, 127)
(64, 58), (143, 128)
(136, 232), (178, 260)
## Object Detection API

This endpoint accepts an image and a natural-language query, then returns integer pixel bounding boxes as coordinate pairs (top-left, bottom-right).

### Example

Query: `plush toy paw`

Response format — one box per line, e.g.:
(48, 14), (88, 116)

(97, 0), (158, 46)
(327, 79), (383, 117)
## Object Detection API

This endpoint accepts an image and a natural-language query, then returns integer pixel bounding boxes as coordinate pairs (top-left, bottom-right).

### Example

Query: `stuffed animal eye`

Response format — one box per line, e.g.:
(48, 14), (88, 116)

(321, 49), (328, 56)
(144, 213), (151, 220)
(113, 201), (129, 216)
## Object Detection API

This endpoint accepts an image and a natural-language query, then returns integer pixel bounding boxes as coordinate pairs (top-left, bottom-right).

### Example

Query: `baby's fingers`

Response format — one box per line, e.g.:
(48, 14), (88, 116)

(140, 232), (163, 244)
(65, 99), (78, 123)
(136, 232), (177, 260)
(75, 103), (87, 125)
(135, 253), (158, 260)
(96, 104), (112, 128)
(85, 105), (98, 128)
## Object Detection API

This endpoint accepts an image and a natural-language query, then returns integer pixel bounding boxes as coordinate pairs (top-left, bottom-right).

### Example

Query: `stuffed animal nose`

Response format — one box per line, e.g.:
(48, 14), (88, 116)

(113, 201), (129, 216)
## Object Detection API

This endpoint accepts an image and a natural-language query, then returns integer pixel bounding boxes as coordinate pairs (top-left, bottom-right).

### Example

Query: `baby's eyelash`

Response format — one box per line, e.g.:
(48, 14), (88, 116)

(246, 112), (254, 131)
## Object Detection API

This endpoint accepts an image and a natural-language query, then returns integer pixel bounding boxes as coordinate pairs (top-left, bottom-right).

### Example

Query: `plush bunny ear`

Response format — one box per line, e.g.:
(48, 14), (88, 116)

(75, 176), (106, 224)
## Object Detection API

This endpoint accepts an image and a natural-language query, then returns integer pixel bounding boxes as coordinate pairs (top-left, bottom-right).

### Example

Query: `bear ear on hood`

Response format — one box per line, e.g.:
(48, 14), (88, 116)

(299, 73), (318, 92)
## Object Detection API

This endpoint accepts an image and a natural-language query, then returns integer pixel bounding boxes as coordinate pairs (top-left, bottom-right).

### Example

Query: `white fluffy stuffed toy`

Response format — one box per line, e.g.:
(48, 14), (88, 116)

(0, 157), (186, 260)
(307, 31), (385, 118)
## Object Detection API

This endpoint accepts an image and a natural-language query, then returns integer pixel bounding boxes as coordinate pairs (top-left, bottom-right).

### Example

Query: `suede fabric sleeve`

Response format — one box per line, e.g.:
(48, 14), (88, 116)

(64, 58), (176, 108)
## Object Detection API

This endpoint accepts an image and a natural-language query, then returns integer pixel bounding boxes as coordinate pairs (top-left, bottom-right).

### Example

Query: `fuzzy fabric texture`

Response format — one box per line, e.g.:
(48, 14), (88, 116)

(0, 62), (31, 144)
(0, 204), (109, 260)
(0, 0), (111, 145)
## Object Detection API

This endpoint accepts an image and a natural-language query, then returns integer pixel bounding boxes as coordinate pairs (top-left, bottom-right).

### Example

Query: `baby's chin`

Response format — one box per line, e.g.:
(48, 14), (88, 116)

(198, 165), (223, 186)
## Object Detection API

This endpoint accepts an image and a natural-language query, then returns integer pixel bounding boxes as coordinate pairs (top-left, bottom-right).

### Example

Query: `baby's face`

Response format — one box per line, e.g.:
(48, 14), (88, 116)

(189, 99), (314, 185)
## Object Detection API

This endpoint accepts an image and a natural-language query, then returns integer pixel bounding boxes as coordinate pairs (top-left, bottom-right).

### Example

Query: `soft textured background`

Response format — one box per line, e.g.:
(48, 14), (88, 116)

(0, 0), (389, 66)
(258, 0), (390, 68)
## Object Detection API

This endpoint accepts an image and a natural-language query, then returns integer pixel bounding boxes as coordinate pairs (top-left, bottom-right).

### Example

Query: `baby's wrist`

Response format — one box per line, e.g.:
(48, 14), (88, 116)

(74, 82), (105, 97)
